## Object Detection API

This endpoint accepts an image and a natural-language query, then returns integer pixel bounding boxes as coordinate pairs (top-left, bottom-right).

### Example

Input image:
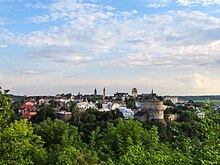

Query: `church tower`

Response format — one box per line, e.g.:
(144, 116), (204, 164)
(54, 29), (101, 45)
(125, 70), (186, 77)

(131, 87), (138, 98)
(151, 89), (154, 96)
(94, 88), (97, 96)
(103, 87), (106, 100)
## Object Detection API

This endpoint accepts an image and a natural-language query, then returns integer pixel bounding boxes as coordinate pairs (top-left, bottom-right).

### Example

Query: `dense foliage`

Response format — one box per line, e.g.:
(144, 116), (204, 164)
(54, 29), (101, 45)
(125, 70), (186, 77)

(0, 88), (219, 164)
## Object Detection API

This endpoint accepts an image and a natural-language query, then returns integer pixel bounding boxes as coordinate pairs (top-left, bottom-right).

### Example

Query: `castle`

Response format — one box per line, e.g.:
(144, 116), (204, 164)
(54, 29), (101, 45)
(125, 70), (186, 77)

(135, 90), (165, 122)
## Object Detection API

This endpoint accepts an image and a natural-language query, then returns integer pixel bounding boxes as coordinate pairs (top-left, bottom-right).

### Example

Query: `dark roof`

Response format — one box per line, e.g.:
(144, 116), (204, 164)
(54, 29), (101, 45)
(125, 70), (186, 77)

(146, 96), (161, 102)
(134, 111), (147, 117)
(114, 92), (129, 97)
(145, 96), (161, 102)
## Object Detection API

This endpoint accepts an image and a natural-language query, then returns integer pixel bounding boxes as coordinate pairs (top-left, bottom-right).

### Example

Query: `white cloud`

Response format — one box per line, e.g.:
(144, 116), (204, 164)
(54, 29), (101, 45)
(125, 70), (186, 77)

(1, 0), (220, 95)
(0, 44), (7, 48)
(177, 0), (220, 6)
(28, 53), (95, 66)
(172, 72), (217, 94)
(0, 29), (14, 42)
(48, 0), (116, 21)
(28, 15), (50, 23)
(177, 0), (191, 6)
(5, 1), (220, 69)
(145, 3), (167, 8)
(10, 69), (42, 75)
(100, 10), (220, 69)
(13, 0), (135, 54)
(24, 2), (48, 9)
(144, 0), (220, 7)
(193, 73), (210, 88)
(64, 55), (95, 65)
(144, 0), (172, 8)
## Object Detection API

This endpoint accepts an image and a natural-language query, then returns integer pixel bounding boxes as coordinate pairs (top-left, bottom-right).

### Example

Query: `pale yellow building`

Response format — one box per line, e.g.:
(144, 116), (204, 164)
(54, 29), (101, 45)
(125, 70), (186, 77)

(131, 87), (138, 98)
(163, 96), (179, 104)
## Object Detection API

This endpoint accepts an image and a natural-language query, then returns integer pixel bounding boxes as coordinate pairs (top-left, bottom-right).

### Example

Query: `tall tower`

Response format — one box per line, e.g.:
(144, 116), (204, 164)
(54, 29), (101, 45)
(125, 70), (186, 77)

(151, 89), (154, 95)
(150, 88), (155, 96)
(131, 87), (138, 98)
(103, 87), (106, 100)
(94, 88), (97, 96)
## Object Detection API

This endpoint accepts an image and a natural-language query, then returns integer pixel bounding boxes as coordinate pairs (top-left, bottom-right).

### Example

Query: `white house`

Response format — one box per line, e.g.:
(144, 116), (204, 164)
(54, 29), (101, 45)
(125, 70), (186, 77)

(77, 101), (96, 110)
(111, 102), (120, 110)
(102, 102), (120, 110)
(98, 108), (111, 112)
(119, 107), (134, 119)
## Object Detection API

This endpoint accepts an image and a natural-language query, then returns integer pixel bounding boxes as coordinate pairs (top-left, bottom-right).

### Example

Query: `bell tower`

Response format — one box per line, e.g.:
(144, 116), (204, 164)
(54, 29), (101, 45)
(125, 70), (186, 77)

(131, 87), (138, 98)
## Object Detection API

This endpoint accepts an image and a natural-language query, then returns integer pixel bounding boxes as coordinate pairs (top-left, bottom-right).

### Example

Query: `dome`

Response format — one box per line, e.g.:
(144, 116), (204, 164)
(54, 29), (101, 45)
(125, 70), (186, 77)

(146, 96), (161, 102)
(132, 87), (137, 91)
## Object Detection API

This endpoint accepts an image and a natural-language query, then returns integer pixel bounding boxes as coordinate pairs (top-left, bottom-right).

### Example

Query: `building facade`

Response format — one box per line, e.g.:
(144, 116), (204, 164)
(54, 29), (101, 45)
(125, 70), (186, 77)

(131, 87), (138, 98)
(163, 96), (179, 104)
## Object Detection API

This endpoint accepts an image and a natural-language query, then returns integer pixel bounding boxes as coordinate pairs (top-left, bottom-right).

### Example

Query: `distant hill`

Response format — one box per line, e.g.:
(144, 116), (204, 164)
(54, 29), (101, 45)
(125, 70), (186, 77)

(9, 94), (25, 103)
(177, 95), (220, 101)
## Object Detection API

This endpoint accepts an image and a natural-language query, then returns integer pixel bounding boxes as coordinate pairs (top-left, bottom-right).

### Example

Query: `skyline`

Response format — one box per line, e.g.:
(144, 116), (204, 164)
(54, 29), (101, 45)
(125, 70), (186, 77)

(1, 0), (220, 96)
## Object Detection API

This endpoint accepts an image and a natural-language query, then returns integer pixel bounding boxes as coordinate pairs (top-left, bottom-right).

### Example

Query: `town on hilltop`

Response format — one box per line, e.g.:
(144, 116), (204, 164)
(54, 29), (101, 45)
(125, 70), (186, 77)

(15, 87), (218, 124)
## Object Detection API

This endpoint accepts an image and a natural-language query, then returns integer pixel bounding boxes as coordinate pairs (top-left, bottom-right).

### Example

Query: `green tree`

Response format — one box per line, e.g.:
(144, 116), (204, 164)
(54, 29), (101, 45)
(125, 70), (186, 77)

(91, 118), (162, 162)
(0, 119), (47, 165)
(125, 97), (136, 109)
(98, 119), (193, 165)
(34, 118), (81, 149)
(30, 106), (57, 123)
(193, 101), (220, 164)
(0, 88), (47, 164)
(34, 118), (98, 164)
(71, 106), (81, 123)
(179, 111), (197, 122)
(0, 88), (14, 128)
(48, 99), (57, 107)
(164, 100), (174, 106)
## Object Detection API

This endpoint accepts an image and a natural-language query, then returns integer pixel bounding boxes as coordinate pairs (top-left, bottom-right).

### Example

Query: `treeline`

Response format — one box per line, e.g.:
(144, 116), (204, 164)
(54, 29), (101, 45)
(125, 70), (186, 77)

(177, 95), (220, 101)
(0, 89), (219, 164)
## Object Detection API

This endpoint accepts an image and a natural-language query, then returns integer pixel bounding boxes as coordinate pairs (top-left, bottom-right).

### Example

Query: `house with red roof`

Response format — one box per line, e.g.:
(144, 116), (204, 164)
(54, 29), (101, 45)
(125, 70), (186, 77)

(19, 98), (38, 119)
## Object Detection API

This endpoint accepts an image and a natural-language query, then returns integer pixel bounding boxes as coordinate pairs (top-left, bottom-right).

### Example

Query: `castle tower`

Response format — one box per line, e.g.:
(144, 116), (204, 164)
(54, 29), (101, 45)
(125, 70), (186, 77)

(141, 90), (164, 121)
(131, 87), (138, 98)
(103, 87), (106, 100)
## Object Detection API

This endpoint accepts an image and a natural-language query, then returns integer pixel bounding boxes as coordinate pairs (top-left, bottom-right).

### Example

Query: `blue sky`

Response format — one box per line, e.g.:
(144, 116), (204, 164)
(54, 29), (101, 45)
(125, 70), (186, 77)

(1, 0), (220, 96)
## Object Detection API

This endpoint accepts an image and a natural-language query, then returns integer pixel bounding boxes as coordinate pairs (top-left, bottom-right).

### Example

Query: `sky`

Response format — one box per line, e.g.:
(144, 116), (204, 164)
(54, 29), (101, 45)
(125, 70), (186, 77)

(0, 0), (220, 96)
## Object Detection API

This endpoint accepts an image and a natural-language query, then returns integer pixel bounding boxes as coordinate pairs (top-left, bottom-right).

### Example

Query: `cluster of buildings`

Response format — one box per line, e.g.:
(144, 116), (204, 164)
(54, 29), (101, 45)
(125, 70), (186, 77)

(17, 87), (202, 124)
(18, 88), (135, 120)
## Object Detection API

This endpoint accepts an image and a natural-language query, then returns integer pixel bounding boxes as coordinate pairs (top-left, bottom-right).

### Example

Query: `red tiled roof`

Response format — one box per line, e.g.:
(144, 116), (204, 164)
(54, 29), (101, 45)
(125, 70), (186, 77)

(19, 104), (37, 112)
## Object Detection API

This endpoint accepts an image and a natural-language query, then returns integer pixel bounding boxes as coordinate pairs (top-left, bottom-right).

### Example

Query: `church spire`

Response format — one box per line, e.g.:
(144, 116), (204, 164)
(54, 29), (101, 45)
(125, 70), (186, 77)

(151, 88), (154, 95)
(103, 87), (106, 100)
(94, 88), (97, 96)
